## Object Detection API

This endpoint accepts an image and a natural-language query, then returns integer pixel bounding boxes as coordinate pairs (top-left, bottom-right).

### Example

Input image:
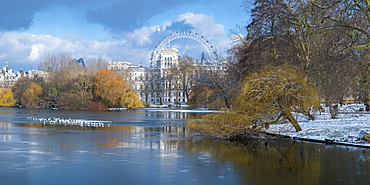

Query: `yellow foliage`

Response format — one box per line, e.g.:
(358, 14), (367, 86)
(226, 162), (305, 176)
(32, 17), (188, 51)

(189, 86), (229, 110)
(0, 89), (17, 106)
(187, 111), (254, 138)
(94, 69), (130, 107)
(187, 66), (320, 139)
(236, 66), (320, 119)
(120, 91), (144, 108)
(21, 82), (43, 107)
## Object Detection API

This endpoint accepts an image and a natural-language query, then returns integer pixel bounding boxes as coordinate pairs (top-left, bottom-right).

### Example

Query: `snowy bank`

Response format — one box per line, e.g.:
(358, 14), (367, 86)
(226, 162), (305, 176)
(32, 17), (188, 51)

(265, 104), (370, 148)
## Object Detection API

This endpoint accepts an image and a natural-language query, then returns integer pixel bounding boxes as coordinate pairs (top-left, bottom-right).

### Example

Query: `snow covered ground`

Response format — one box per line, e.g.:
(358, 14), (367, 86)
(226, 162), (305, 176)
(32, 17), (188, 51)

(265, 104), (370, 148)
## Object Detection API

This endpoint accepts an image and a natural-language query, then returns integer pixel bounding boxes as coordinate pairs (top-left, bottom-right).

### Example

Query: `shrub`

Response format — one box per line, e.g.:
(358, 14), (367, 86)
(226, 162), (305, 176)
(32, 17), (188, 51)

(187, 66), (320, 139)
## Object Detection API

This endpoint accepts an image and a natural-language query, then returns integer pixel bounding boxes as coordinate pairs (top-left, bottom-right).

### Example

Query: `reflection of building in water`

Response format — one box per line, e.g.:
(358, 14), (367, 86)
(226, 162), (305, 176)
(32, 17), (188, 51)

(105, 125), (188, 150)
(163, 126), (187, 134)
(0, 134), (15, 142)
(114, 140), (185, 151)
(162, 111), (187, 119)
(145, 111), (188, 119)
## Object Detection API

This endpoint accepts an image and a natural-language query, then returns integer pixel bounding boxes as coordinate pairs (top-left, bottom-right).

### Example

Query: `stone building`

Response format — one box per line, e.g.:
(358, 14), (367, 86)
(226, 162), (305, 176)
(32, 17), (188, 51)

(0, 62), (48, 88)
(108, 47), (227, 106)
(0, 62), (26, 88)
(108, 48), (194, 106)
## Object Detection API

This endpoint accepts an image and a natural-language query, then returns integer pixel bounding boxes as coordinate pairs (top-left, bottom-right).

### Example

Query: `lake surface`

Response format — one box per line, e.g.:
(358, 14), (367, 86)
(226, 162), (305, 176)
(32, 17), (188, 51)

(0, 107), (370, 184)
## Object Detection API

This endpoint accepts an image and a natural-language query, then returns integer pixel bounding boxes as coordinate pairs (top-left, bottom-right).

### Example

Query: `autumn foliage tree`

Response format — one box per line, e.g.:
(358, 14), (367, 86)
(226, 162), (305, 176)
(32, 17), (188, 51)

(11, 77), (32, 105)
(0, 89), (17, 106)
(235, 66), (320, 130)
(120, 91), (144, 108)
(38, 53), (112, 108)
(21, 82), (43, 107)
(94, 69), (130, 107)
(188, 66), (320, 139)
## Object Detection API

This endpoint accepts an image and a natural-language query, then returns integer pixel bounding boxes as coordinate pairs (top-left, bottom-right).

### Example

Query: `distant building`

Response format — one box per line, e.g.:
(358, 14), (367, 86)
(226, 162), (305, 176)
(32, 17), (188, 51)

(28, 70), (48, 80)
(0, 62), (24, 88)
(108, 47), (223, 106)
(0, 62), (47, 88)
(107, 60), (138, 71)
(157, 48), (179, 69)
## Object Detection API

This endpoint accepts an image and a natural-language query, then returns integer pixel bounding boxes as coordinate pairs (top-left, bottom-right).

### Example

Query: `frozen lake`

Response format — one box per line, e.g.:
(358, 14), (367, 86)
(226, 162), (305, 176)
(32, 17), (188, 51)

(0, 107), (369, 184)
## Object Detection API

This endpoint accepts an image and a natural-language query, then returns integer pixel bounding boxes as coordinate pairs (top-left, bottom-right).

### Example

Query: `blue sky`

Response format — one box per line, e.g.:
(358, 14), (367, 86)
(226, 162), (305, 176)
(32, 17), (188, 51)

(0, 0), (248, 71)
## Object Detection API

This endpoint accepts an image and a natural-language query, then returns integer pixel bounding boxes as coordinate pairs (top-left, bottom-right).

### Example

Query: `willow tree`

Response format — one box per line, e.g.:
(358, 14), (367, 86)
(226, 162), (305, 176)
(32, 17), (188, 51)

(188, 66), (320, 139)
(0, 89), (17, 106)
(120, 91), (144, 108)
(236, 66), (320, 130)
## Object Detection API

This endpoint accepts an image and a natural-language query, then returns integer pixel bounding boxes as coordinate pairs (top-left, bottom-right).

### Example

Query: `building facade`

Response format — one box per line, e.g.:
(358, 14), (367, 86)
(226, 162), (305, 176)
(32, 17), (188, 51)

(0, 62), (48, 88)
(108, 47), (195, 106)
(0, 62), (26, 88)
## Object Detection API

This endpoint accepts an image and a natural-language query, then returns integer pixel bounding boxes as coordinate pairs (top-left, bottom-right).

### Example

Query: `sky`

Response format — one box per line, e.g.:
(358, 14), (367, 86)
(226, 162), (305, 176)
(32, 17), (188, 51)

(0, 0), (248, 71)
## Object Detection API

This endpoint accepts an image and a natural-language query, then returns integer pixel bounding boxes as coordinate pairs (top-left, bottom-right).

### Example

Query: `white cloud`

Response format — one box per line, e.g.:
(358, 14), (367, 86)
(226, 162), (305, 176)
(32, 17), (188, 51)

(0, 13), (232, 71)
(29, 43), (46, 61)
(125, 21), (172, 47)
(0, 32), (143, 70)
(175, 13), (230, 51)
(124, 13), (231, 57)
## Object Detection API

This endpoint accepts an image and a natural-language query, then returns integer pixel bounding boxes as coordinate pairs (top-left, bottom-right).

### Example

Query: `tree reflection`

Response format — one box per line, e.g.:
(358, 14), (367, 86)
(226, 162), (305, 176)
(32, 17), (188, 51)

(185, 138), (370, 184)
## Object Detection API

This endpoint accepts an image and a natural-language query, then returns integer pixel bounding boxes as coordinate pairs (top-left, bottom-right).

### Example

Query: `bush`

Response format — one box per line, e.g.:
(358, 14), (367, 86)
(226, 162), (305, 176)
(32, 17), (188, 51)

(120, 91), (144, 108)
(0, 89), (17, 106)
(187, 66), (320, 139)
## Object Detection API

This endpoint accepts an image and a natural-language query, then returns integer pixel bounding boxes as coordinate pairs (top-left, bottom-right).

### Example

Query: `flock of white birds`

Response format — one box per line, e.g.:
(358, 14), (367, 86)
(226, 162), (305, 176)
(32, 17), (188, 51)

(27, 117), (111, 127)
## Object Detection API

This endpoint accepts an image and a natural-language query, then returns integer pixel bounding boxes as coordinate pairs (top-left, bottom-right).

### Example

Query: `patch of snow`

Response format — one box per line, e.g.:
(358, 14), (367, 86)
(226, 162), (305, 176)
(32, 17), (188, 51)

(265, 104), (370, 147)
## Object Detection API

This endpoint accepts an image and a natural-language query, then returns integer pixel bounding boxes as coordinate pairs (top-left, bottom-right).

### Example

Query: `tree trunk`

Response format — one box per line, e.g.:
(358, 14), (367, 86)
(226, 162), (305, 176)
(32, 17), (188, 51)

(283, 109), (302, 132)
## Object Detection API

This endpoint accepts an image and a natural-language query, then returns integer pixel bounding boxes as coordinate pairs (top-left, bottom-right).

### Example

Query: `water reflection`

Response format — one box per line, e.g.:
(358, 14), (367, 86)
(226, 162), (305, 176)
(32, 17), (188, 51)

(186, 138), (370, 184)
(1, 107), (370, 184)
(142, 109), (210, 120)
(0, 121), (188, 151)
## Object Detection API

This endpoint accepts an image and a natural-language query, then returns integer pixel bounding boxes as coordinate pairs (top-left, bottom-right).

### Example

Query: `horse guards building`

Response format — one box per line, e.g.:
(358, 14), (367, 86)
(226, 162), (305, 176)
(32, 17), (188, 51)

(0, 62), (47, 88)
(0, 32), (224, 106)
(107, 47), (223, 106)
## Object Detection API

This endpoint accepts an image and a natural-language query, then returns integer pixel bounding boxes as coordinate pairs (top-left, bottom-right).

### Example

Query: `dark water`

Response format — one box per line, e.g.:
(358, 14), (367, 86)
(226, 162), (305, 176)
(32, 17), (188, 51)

(0, 107), (370, 185)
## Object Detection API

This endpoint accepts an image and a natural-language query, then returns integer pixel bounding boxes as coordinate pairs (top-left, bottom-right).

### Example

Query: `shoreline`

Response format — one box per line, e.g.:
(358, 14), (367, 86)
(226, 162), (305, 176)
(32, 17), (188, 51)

(265, 105), (370, 149)
(265, 132), (370, 149)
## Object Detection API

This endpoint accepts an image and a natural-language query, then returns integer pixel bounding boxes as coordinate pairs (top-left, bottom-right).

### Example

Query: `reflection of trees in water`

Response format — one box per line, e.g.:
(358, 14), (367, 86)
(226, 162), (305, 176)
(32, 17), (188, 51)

(186, 138), (370, 184)
(186, 138), (323, 184)
(4, 122), (190, 151)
